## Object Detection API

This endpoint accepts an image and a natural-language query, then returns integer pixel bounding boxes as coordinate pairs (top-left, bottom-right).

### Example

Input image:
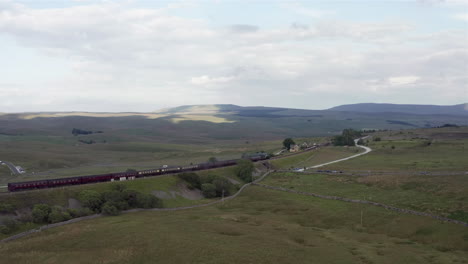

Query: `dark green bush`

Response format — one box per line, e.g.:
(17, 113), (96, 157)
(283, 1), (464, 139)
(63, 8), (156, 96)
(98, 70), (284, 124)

(0, 203), (16, 213)
(235, 159), (254, 182)
(101, 203), (120, 216)
(48, 209), (67, 224)
(135, 193), (161, 209)
(79, 190), (103, 212)
(0, 218), (19, 234)
(32, 204), (51, 223)
(201, 183), (216, 198)
(178, 173), (201, 189)
(212, 176), (233, 197)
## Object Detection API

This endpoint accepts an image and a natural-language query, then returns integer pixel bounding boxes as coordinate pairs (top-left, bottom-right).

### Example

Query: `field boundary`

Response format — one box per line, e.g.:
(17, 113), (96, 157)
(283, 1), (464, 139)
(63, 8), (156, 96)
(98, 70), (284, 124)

(253, 183), (468, 227)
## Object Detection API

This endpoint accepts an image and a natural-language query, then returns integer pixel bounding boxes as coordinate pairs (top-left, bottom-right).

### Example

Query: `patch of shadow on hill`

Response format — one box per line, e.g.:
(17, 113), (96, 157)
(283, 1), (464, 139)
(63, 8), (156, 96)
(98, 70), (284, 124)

(386, 120), (419, 127)
(236, 109), (322, 118)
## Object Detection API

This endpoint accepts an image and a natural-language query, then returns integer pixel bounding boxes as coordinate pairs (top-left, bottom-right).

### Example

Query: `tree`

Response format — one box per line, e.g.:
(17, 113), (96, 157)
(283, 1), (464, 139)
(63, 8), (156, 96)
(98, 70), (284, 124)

(32, 204), (51, 223)
(332, 129), (362, 146)
(201, 183), (216, 198)
(208, 157), (218, 164)
(212, 176), (232, 197)
(283, 138), (295, 150)
(79, 190), (104, 212)
(235, 159), (255, 182)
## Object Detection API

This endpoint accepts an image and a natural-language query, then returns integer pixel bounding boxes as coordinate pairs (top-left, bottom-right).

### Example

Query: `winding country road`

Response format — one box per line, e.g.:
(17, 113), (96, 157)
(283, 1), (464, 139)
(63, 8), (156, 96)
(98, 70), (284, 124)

(306, 137), (371, 169)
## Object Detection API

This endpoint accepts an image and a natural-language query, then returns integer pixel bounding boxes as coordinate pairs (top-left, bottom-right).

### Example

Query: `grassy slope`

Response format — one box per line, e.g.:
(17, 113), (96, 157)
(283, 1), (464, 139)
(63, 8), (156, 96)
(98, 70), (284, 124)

(262, 172), (468, 216)
(322, 128), (468, 172)
(0, 187), (467, 264)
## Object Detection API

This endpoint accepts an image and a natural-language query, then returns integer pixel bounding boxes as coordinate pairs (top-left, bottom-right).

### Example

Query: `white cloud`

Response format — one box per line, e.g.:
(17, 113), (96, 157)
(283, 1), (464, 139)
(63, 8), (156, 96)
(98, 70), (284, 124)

(0, 1), (466, 111)
(190, 75), (235, 85)
(453, 13), (468, 21)
(387, 76), (421, 86)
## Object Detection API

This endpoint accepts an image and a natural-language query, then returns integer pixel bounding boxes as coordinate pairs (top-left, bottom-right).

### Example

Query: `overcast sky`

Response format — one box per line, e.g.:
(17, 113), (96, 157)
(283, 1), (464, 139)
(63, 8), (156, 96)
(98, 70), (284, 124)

(0, 0), (467, 112)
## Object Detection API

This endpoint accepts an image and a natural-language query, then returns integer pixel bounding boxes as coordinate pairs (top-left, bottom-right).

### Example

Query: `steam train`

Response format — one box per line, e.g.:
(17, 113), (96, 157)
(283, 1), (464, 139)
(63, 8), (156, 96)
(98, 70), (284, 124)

(7, 153), (270, 192)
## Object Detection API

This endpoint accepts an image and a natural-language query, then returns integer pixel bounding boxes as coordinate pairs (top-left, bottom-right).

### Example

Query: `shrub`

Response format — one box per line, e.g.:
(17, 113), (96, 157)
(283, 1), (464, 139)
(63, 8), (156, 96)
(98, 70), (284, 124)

(0, 225), (9, 234)
(123, 189), (140, 208)
(235, 159), (254, 182)
(199, 174), (216, 184)
(0, 203), (15, 213)
(448, 210), (468, 222)
(79, 190), (104, 212)
(201, 183), (216, 198)
(178, 173), (201, 189)
(0, 218), (18, 234)
(136, 193), (161, 209)
(48, 208), (66, 224)
(374, 137), (381, 142)
(101, 203), (120, 216)
(32, 204), (51, 223)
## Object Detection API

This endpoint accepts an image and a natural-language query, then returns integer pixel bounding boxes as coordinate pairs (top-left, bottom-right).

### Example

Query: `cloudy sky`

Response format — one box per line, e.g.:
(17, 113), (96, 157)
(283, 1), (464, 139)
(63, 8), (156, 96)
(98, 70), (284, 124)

(0, 0), (467, 112)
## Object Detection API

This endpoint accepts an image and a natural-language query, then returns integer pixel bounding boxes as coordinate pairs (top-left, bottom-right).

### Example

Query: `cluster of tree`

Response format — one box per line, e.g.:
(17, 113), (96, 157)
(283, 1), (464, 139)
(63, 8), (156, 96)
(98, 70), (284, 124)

(435, 124), (459, 128)
(282, 138), (295, 150)
(0, 184), (162, 235)
(31, 204), (93, 224)
(234, 159), (255, 182)
(0, 203), (94, 235)
(78, 139), (96, 144)
(72, 128), (103, 136)
(78, 184), (162, 216)
(332, 129), (363, 146)
(178, 172), (236, 199)
(0, 218), (20, 235)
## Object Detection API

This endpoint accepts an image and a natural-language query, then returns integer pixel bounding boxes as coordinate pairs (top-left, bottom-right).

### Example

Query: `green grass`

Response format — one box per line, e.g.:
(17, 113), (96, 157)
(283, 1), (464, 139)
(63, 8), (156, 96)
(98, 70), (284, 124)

(271, 146), (363, 169)
(262, 172), (468, 217)
(324, 128), (468, 171)
(0, 187), (467, 264)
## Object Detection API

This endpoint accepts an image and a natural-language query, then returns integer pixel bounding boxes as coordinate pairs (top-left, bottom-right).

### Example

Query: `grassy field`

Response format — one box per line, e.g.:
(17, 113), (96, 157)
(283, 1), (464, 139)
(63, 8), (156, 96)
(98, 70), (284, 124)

(262, 172), (468, 217)
(271, 146), (363, 169)
(0, 186), (467, 264)
(321, 128), (468, 172)
(0, 136), (284, 185)
(1, 123), (467, 263)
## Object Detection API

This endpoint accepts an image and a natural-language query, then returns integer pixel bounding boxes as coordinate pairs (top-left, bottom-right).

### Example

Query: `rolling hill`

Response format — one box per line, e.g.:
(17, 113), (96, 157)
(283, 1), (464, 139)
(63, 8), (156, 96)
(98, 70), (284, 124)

(328, 103), (468, 116)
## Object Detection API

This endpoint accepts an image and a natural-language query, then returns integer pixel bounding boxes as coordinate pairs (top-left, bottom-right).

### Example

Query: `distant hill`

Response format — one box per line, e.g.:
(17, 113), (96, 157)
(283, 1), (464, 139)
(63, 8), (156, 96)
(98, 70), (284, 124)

(2, 103), (468, 143)
(328, 103), (468, 116)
